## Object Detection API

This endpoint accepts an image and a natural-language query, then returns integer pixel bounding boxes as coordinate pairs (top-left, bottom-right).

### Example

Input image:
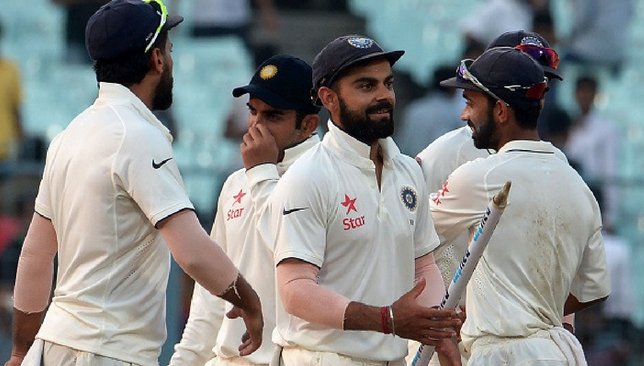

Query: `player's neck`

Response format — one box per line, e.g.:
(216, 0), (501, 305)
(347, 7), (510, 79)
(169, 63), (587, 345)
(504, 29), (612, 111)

(369, 143), (384, 190)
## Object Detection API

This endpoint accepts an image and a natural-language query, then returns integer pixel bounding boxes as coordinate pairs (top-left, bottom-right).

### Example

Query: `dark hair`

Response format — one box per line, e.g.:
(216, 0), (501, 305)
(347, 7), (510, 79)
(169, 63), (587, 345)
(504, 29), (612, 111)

(486, 95), (541, 129)
(513, 103), (541, 129)
(294, 110), (315, 129)
(93, 30), (168, 86)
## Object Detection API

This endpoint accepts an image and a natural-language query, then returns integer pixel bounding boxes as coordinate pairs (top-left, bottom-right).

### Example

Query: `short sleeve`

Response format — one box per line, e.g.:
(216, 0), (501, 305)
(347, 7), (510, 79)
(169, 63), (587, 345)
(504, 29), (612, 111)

(412, 171), (440, 258)
(34, 134), (64, 219)
(114, 126), (193, 226)
(271, 167), (328, 268)
(570, 205), (611, 302)
(429, 163), (490, 242)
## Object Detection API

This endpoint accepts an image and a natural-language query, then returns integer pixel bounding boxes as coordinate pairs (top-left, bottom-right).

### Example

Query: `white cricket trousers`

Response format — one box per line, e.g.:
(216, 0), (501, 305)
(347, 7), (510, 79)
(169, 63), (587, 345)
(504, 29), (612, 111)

(466, 328), (587, 366)
(206, 356), (267, 366)
(406, 340), (470, 366)
(277, 347), (405, 366)
(21, 339), (140, 366)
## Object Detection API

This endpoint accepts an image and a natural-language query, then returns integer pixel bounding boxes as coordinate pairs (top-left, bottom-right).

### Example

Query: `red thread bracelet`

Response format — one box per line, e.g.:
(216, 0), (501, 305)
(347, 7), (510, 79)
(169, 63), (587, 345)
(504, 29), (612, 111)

(380, 306), (391, 334)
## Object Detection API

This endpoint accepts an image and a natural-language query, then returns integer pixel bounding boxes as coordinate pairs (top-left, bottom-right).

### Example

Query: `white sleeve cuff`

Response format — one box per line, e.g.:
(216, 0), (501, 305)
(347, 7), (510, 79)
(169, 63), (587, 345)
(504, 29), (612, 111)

(246, 163), (279, 187)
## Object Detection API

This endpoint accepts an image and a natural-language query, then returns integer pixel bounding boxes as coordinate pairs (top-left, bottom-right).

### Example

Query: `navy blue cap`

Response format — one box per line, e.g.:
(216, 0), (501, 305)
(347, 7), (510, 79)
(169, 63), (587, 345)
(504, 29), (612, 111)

(486, 30), (562, 80)
(233, 55), (321, 114)
(311, 35), (404, 104)
(85, 0), (183, 61)
(441, 47), (545, 110)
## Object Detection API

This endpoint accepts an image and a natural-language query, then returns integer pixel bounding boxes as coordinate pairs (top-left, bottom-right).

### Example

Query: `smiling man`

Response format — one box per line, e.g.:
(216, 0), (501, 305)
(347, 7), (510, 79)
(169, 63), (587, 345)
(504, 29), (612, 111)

(268, 35), (462, 366)
(431, 47), (610, 365)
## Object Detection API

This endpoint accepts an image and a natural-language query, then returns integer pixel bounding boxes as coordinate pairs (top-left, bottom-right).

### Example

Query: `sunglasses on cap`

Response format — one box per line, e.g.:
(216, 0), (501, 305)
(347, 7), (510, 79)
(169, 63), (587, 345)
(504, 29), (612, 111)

(457, 59), (548, 103)
(143, 0), (168, 53)
(457, 59), (509, 106)
(514, 44), (560, 70)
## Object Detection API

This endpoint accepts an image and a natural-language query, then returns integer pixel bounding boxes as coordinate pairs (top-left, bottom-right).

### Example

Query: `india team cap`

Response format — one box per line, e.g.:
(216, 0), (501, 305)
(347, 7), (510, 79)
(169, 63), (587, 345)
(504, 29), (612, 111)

(441, 47), (546, 110)
(232, 54), (321, 114)
(311, 35), (404, 105)
(487, 30), (563, 80)
(85, 0), (183, 61)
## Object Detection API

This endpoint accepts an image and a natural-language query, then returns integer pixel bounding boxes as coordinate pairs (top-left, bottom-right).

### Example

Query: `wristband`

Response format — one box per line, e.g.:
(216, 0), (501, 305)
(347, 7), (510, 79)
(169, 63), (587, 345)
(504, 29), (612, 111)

(380, 306), (391, 334)
(388, 305), (396, 336)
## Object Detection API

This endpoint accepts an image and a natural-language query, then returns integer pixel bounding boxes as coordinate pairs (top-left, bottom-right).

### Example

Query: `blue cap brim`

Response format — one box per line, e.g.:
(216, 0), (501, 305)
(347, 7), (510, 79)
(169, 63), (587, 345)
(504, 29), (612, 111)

(233, 84), (319, 113)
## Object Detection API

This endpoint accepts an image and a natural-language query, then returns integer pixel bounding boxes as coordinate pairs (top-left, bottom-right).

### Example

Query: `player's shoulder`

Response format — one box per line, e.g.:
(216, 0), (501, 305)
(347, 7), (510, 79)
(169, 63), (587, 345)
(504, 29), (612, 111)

(222, 168), (249, 188)
(279, 143), (334, 183)
(420, 127), (469, 153)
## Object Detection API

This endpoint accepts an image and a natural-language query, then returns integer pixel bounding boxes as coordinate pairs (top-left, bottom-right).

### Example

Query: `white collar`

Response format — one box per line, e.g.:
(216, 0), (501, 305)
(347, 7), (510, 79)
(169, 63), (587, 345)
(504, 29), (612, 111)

(323, 119), (400, 169)
(277, 134), (321, 175)
(96, 82), (173, 143)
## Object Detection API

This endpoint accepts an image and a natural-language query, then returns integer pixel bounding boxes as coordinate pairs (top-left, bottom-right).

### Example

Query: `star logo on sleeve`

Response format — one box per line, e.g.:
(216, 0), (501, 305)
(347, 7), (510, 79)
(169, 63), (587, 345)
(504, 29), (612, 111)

(340, 194), (357, 214)
(432, 181), (449, 205)
(233, 189), (246, 205)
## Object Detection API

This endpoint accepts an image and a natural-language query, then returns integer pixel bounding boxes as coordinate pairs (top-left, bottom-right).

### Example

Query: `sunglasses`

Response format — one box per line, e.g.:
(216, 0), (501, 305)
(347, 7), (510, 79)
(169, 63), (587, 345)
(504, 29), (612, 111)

(457, 59), (548, 103)
(143, 0), (168, 53)
(457, 59), (509, 106)
(514, 44), (560, 70)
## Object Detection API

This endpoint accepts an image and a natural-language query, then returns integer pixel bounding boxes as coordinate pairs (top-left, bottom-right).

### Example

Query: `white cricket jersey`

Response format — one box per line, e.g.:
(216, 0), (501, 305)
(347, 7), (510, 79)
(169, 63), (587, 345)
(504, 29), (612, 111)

(170, 135), (320, 366)
(34, 83), (194, 366)
(429, 140), (610, 353)
(416, 126), (489, 193)
(418, 127), (568, 289)
(270, 120), (440, 361)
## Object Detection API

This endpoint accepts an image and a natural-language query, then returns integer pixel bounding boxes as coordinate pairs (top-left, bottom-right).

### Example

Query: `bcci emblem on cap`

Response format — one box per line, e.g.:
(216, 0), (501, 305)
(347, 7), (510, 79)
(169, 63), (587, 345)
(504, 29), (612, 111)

(347, 37), (374, 49)
(400, 186), (418, 212)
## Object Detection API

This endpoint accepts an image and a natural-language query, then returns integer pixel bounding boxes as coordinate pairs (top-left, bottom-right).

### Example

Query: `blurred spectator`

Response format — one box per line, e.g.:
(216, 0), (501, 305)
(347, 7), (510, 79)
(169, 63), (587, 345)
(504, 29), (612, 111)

(565, 75), (620, 229)
(538, 103), (573, 151)
(564, 0), (634, 76)
(51, 0), (109, 64)
(395, 65), (464, 156)
(461, 0), (535, 50)
(0, 194), (34, 348)
(0, 21), (23, 161)
(576, 186), (637, 366)
(183, 0), (280, 54)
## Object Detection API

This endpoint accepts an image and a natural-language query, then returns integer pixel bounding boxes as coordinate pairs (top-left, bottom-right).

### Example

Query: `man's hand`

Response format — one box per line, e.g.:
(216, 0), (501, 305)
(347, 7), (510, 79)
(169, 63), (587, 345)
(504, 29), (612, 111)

(436, 337), (462, 366)
(4, 355), (24, 366)
(219, 274), (264, 356)
(391, 278), (461, 345)
(241, 124), (279, 169)
(226, 303), (264, 356)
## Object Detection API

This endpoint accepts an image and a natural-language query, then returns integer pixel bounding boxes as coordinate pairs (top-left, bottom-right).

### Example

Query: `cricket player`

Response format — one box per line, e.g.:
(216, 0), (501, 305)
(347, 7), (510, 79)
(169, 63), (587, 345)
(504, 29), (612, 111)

(268, 35), (462, 366)
(5, 1), (263, 365)
(412, 30), (573, 365)
(169, 54), (321, 366)
(432, 46), (609, 365)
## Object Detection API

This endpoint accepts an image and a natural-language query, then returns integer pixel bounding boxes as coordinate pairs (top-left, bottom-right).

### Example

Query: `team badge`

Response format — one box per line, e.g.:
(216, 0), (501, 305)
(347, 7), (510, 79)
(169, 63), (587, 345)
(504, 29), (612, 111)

(400, 186), (417, 212)
(259, 64), (278, 80)
(347, 37), (373, 49)
(520, 36), (544, 47)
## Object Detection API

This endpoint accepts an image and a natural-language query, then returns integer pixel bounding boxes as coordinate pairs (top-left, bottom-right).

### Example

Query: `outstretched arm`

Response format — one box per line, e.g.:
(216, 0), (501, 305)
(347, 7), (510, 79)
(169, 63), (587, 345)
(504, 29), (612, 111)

(276, 258), (460, 345)
(159, 210), (263, 356)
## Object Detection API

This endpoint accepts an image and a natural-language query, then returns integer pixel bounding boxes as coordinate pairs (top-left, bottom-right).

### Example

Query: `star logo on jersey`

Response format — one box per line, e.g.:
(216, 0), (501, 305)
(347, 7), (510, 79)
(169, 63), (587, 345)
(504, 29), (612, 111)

(233, 189), (246, 205)
(432, 181), (449, 205)
(341, 194), (357, 214)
